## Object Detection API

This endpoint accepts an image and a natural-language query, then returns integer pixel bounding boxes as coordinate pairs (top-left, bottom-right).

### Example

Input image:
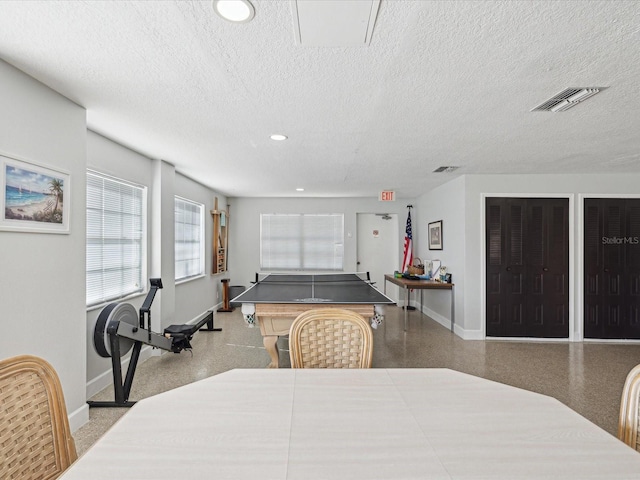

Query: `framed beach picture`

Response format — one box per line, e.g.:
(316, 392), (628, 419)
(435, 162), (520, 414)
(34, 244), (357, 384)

(428, 220), (443, 250)
(0, 153), (70, 234)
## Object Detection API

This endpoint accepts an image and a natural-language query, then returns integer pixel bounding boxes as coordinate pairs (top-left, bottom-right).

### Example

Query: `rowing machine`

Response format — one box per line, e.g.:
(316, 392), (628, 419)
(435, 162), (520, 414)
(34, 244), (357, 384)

(88, 278), (217, 408)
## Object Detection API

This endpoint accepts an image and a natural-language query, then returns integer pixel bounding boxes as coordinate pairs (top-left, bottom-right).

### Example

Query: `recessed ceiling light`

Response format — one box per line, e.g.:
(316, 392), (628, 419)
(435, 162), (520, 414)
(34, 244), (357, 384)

(212, 0), (255, 23)
(270, 134), (288, 141)
(296, 188), (304, 192)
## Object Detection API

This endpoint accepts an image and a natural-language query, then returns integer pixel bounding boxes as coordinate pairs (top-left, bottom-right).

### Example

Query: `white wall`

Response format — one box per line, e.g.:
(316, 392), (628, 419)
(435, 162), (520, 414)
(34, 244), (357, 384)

(415, 176), (466, 334)
(86, 131), (226, 399)
(414, 173), (640, 340)
(0, 62), (227, 423)
(463, 173), (640, 340)
(174, 173), (225, 323)
(228, 196), (416, 289)
(0, 59), (88, 430)
(85, 131), (154, 392)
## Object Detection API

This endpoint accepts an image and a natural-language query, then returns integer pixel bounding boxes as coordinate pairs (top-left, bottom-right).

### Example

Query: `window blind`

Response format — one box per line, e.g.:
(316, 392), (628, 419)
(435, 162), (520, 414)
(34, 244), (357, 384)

(175, 197), (204, 281)
(260, 214), (344, 270)
(86, 171), (145, 307)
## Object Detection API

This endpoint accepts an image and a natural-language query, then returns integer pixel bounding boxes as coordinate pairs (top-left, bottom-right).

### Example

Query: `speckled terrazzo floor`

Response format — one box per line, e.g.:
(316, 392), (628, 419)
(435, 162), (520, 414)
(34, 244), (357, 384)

(74, 306), (640, 456)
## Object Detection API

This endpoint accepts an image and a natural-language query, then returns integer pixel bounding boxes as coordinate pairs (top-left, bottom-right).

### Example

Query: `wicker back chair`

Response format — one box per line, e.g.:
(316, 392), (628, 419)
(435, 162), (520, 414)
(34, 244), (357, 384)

(618, 363), (640, 451)
(289, 308), (373, 368)
(0, 355), (77, 479)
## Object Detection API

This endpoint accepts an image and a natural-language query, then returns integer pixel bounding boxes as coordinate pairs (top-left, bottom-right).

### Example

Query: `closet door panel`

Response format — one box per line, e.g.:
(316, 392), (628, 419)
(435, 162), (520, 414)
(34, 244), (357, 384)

(584, 199), (640, 339)
(486, 198), (568, 338)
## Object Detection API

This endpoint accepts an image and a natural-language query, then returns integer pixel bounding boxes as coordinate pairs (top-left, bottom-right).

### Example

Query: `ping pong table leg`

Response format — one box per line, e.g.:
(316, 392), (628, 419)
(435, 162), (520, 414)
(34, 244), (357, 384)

(263, 335), (280, 368)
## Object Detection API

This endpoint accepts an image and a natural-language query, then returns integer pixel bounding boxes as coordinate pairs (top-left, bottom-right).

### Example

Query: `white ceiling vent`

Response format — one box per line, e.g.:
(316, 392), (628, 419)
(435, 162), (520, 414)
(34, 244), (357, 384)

(433, 166), (459, 173)
(531, 87), (605, 112)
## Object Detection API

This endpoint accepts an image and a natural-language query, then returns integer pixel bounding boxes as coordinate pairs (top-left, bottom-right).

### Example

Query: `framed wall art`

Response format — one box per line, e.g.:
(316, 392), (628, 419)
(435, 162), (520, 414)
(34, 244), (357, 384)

(0, 152), (70, 233)
(428, 220), (442, 250)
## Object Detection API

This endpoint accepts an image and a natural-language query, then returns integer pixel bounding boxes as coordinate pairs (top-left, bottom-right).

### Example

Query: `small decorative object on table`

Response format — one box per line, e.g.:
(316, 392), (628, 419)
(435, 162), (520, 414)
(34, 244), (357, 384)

(439, 266), (447, 282)
(429, 259), (441, 279)
(408, 257), (425, 275)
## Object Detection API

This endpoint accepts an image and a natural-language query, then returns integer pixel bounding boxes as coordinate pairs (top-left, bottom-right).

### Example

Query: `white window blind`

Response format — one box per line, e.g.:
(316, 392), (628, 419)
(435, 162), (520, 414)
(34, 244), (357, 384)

(86, 171), (146, 307)
(175, 196), (204, 281)
(260, 214), (344, 270)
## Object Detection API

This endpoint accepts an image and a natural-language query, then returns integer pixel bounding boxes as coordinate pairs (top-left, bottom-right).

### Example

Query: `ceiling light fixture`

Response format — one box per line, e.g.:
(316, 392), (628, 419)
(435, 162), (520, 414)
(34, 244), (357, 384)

(296, 188), (304, 192)
(212, 0), (255, 23)
(270, 134), (288, 141)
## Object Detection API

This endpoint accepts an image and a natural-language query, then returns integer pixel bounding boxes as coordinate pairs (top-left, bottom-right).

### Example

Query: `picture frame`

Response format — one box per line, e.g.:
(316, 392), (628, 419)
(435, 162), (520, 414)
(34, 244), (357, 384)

(428, 220), (443, 250)
(0, 152), (70, 234)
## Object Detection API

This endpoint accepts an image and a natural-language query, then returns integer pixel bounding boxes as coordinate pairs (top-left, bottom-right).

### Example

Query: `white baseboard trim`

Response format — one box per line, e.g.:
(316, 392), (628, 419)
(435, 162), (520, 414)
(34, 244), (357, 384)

(68, 402), (90, 433)
(456, 325), (484, 340)
(418, 304), (482, 340)
(419, 304), (451, 330)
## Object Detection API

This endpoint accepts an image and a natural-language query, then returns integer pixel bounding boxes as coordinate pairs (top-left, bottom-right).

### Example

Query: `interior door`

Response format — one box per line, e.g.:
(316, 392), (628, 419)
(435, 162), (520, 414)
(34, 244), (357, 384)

(356, 213), (398, 298)
(584, 199), (640, 339)
(486, 198), (569, 337)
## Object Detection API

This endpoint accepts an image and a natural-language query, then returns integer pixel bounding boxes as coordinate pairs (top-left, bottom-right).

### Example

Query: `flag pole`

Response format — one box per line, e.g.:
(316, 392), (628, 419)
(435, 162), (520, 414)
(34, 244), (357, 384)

(402, 205), (416, 310)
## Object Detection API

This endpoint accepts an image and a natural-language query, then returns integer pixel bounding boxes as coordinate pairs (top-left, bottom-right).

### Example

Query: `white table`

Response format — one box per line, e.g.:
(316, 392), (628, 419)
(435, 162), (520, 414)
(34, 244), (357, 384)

(63, 369), (640, 479)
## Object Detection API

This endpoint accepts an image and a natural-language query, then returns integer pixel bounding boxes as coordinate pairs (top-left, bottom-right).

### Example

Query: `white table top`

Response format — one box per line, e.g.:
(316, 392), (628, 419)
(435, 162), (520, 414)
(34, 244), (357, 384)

(63, 369), (640, 479)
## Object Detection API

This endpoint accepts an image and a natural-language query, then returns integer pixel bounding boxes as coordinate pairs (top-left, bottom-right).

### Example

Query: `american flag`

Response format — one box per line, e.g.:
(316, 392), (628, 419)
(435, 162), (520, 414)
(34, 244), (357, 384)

(402, 211), (413, 272)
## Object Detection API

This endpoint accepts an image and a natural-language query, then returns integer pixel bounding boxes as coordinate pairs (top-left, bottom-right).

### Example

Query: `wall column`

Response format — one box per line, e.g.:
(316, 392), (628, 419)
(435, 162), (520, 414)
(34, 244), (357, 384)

(151, 159), (176, 337)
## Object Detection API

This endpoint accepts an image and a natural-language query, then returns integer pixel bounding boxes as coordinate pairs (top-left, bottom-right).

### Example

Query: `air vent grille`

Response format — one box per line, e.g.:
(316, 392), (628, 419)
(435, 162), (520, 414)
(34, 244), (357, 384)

(531, 87), (605, 112)
(434, 166), (459, 173)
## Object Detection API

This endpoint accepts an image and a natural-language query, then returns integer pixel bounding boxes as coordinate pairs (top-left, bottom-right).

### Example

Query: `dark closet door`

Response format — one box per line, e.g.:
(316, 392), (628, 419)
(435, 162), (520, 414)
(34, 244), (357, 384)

(486, 198), (569, 338)
(584, 199), (640, 339)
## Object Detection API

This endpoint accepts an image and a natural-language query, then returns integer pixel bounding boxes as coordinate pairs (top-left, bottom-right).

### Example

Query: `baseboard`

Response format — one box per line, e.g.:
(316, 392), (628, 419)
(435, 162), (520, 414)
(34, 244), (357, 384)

(418, 304), (451, 330)
(68, 402), (90, 433)
(418, 304), (483, 340)
(456, 326), (484, 340)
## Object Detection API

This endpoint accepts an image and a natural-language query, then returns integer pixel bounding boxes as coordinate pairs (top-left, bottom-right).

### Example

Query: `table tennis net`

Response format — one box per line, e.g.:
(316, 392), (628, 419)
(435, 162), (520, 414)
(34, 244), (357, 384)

(255, 273), (371, 285)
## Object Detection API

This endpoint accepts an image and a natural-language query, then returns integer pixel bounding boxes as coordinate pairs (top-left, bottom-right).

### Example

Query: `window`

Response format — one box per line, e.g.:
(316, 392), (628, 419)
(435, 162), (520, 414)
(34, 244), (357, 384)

(86, 171), (146, 307)
(260, 214), (344, 270)
(175, 196), (204, 281)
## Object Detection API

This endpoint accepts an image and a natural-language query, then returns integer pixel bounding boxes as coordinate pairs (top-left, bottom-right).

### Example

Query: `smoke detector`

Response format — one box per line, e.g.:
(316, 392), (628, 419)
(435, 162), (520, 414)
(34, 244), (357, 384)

(531, 87), (606, 112)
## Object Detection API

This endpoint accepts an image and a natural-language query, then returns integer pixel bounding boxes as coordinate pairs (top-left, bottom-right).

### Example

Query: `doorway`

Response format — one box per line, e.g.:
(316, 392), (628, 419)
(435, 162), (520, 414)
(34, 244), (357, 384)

(485, 197), (569, 338)
(356, 213), (399, 299)
(584, 198), (640, 339)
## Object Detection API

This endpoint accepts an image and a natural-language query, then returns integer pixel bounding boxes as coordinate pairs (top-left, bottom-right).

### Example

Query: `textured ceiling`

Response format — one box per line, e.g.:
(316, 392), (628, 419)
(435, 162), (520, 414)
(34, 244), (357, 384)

(0, 0), (639, 198)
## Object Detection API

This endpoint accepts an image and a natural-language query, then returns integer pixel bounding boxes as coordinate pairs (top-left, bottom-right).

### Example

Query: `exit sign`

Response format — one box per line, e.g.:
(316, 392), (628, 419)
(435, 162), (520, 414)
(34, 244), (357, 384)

(379, 190), (395, 202)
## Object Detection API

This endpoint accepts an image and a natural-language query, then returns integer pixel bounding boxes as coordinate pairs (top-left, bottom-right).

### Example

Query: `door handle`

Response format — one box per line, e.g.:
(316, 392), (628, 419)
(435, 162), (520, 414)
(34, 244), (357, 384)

(506, 267), (511, 272)
(543, 267), (549, 272)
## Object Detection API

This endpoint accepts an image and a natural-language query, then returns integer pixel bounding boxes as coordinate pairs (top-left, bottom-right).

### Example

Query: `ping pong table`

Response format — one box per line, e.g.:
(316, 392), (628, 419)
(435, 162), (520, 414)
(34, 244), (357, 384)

(232, 273), (395, 368)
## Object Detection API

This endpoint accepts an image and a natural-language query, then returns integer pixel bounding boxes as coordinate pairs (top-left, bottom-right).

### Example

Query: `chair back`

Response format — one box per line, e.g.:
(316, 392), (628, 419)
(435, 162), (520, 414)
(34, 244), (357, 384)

(619, 363), (640, 451)
(289, 308), (373, 368)
(0, 355), (77, 479)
